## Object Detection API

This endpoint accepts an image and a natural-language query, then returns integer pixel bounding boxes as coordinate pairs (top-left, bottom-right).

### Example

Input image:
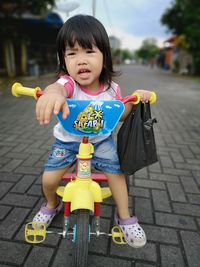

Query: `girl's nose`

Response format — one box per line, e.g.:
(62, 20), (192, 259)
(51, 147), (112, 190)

(78, 59), (87, 65)
(77, 54), (87, 65)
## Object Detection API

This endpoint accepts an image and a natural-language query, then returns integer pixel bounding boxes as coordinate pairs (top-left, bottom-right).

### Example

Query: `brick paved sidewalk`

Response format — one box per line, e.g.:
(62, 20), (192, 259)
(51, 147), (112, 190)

(0, 66), (200, 266)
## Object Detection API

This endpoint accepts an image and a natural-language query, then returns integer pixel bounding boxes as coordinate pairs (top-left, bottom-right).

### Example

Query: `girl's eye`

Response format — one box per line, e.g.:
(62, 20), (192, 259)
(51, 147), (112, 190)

(86, 50), (94, 54)
(67, 52), (75, 56)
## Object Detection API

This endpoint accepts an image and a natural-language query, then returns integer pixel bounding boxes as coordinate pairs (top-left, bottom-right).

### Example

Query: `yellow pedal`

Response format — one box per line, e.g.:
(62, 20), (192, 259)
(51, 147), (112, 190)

(25, 222), (47, 244)
(111, 226), (127, 245)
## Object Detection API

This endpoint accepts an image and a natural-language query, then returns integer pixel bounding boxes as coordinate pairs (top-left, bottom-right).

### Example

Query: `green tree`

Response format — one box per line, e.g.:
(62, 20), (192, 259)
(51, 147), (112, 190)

(0, 0), (55, 17)
(112, 48), (122, 64)
(135, 38), (159, 61)
(161, 0), (200, 74)
(111, 48), (135, 64)
(0, 0), (56, 39)
(121, 49), (134, 61)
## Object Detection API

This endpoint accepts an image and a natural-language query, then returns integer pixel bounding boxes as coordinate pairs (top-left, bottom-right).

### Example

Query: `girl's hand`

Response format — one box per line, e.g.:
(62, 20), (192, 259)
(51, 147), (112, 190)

(135, 89), (152, 103)
(36, 93), (69, 125)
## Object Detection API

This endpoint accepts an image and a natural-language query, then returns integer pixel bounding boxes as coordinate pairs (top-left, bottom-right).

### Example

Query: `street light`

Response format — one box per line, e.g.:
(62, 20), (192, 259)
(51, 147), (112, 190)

(55, 1), (80, 16)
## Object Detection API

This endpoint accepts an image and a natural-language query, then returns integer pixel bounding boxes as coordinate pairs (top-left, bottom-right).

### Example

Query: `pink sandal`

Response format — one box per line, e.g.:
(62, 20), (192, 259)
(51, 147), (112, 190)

(115, 214), (146, 248)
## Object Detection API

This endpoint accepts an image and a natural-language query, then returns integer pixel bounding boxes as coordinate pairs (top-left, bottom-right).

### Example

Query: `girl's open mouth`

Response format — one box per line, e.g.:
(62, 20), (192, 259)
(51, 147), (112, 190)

(78, 69), (91, 79)
(78, 69), (91, 74)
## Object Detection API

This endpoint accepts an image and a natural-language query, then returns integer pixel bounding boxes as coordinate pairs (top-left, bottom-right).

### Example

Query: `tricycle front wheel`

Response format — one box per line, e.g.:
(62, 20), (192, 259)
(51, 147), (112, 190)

(73, 209), (90, 267)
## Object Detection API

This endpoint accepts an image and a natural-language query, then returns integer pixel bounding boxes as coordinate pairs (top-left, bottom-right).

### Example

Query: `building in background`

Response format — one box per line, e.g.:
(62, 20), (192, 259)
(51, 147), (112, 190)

(109, 36), (121, 50)
(162, 36), (193, 74)
(0, 2), (63, 77)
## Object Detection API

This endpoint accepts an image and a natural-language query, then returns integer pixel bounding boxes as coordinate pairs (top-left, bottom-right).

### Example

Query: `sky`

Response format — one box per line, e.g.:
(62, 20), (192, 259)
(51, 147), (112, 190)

(55, 0), (173, 51)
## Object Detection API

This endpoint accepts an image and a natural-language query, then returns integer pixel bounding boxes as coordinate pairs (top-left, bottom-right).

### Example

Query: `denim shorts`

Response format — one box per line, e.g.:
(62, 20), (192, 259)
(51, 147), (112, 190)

(44, 135), (122, 174)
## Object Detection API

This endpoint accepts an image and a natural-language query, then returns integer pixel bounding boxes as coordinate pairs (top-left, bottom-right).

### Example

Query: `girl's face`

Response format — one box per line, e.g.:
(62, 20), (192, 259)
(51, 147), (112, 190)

(64, 42), (103, 91)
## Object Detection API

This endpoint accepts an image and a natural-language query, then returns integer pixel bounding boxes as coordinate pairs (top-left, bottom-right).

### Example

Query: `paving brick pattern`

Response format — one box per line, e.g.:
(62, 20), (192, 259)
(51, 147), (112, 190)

(0, 66), (200, 266)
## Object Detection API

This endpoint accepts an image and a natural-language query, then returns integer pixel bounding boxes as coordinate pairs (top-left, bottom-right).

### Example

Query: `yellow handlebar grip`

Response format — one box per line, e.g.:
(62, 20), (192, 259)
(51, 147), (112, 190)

(131, 92), (140, 105)
(12, 82), (41, 99)
(149, 91), (157, 104)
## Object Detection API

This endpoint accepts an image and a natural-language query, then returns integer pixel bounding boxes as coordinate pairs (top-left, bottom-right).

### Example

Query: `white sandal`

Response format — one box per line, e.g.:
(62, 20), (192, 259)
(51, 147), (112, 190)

(33, 199), (62, 228)
(115, 214), (146, 248)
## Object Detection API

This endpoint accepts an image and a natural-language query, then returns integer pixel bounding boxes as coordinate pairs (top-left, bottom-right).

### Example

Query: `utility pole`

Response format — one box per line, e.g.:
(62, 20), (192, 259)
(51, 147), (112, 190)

(92, 0), (96, 17)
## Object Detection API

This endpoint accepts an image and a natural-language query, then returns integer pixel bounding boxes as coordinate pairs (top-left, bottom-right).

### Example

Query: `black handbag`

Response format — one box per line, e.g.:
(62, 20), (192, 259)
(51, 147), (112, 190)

(117, 102), (158, 175)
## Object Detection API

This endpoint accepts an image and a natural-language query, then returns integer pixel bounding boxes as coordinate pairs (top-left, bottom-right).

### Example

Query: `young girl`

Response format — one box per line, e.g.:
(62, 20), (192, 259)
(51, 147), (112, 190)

(33, 14), (151, 248)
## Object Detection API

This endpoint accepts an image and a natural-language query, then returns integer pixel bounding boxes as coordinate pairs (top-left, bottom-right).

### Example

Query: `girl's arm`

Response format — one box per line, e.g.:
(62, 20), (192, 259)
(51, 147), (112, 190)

(120, 90), (152, 121)
(120, 102), (133, 121)
(36, 82), (69, 125)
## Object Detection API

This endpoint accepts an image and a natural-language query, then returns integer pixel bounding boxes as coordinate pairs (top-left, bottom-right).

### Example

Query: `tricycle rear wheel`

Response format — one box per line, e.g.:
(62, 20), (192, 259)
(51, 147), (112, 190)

(73, 209), (90, 267)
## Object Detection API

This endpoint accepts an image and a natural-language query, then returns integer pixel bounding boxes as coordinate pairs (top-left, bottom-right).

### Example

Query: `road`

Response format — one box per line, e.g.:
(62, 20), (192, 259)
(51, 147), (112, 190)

(0, 65), (200, 266)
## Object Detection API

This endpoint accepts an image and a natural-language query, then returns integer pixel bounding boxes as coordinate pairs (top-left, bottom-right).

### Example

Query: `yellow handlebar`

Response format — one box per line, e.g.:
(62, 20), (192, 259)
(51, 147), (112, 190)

(12, 82), (157, 104)
(131, 91), (157, 105)
(131, 92), (140, 105)
(149, 91), (157, 104)
(12, 82), (41, 99)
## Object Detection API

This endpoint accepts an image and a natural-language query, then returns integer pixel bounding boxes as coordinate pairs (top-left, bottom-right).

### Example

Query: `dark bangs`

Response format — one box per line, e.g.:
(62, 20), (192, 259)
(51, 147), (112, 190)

(56, 14), (118, 87)
(63, 19), (97, 50)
